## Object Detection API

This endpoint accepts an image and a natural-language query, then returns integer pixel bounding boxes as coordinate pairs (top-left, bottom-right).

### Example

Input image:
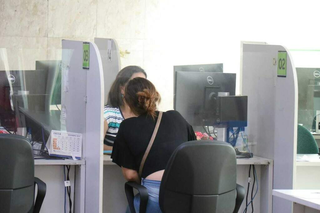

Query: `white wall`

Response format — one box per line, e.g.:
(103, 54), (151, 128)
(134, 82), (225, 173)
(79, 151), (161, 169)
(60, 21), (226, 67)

(1, 0), (320, 110)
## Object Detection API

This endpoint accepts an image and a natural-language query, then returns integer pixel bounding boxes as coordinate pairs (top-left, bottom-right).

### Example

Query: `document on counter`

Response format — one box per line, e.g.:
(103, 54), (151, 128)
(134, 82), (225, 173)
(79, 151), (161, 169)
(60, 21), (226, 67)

(46, 130), (82, 159)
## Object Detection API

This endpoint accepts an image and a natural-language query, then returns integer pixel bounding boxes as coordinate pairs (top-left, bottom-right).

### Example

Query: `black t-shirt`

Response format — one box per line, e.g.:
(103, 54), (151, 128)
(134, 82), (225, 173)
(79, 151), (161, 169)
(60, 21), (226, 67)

(111, 110), (196, 178)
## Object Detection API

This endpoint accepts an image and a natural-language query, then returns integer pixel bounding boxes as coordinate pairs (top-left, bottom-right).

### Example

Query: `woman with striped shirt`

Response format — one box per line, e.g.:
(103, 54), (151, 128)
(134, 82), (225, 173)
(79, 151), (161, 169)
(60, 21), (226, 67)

(104, 66), (147, 150)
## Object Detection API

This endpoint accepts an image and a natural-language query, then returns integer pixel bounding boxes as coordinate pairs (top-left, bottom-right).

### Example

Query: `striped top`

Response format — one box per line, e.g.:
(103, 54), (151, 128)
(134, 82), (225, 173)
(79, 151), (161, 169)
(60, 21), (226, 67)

(104, 105), (124, 146)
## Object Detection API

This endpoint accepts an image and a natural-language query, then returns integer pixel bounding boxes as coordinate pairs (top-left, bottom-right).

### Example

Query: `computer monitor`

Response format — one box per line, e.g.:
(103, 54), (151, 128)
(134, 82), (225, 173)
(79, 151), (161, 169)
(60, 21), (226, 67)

(174, 71), (236, 126)
(174, 63), (223, 72)
(35, 60), (62, 108)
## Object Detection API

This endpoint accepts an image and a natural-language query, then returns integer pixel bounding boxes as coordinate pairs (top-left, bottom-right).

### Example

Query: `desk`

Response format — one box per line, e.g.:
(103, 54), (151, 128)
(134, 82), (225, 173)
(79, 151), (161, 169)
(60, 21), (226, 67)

(311, 133), (320, 149)
(273, 190), (320, 213)
(296, 155), (320, 189)
(34, 159), (85, 213)
(311, 132), (320, 140)
(103, 155), (273, 213)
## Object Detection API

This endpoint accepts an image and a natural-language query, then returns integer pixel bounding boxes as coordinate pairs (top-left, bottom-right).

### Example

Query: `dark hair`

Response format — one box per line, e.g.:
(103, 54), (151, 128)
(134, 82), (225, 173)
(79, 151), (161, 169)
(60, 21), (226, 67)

(125, 78), (161, 118)
(107, 66), (147, 107)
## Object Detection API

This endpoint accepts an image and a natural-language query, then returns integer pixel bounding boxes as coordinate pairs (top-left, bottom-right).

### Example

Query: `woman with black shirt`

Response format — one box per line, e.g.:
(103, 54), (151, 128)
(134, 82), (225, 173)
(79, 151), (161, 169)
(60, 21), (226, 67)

(111, 78), (196, 213)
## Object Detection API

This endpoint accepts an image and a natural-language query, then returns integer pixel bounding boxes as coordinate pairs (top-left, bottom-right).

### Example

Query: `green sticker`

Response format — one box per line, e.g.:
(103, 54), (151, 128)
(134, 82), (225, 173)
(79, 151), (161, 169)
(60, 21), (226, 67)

(83, 42), (90, 69)
(277, 51), (287, 77)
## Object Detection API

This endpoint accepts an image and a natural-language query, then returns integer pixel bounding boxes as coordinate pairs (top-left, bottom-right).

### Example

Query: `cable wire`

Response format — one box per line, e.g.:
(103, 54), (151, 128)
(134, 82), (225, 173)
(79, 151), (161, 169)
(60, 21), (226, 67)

(243, 165), (259, 213)
(63, 166), (66, 213)
(250, 165), (256, 212)
(244, 165), (251, 213)
(66, 165), (72, 213)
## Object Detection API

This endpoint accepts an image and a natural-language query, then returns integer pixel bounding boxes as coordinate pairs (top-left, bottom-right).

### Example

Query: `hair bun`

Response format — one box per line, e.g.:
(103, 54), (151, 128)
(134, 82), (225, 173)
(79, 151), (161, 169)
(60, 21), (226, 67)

(124, 78), (161, 118)
(137, 89), (160, 116)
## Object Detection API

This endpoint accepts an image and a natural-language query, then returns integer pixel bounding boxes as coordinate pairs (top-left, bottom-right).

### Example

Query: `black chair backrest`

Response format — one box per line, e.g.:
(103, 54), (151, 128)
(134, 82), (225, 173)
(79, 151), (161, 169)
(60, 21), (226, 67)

(0, 134), (35, 213)
(159, 140), (237, 213)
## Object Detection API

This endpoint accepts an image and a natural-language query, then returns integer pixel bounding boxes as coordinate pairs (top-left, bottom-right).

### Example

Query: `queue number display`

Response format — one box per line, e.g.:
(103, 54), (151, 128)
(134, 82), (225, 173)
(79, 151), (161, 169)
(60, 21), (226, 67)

(83, 42), (90, 69)
(277, 51), (287, 77)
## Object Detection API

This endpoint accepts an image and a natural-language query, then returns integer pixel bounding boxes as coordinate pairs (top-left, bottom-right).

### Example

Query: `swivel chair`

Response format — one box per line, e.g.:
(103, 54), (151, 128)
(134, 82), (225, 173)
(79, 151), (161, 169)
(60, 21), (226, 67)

(297, 125), (319, 154)
(125, 140), (245, 213)
(0, 134), (46, 213)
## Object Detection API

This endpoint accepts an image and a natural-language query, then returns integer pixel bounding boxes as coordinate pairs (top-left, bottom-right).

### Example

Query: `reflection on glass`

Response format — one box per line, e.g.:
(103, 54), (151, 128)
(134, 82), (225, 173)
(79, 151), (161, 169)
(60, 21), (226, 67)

(0, 48), (63, 158)
(297, 67), (320, 132)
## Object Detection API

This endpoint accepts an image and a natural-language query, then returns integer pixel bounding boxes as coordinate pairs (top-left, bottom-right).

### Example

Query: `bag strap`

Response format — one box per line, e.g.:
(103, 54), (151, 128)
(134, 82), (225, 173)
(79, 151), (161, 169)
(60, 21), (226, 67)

(139, 111), (163, 177)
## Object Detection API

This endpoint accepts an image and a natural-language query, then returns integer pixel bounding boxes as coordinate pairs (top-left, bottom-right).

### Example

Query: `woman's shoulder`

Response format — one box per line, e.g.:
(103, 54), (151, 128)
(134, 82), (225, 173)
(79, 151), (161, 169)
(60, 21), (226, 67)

(104, 105), (123, 119)
(104, 105), (120, 111)
(164, 110), (182, 117)
(104, 105), (121, 115)
(164, 110), (190, 124)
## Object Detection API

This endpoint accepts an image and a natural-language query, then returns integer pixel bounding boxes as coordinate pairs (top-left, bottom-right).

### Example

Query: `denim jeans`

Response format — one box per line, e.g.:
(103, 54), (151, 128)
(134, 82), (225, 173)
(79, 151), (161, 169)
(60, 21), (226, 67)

(126, 179), (162, 213)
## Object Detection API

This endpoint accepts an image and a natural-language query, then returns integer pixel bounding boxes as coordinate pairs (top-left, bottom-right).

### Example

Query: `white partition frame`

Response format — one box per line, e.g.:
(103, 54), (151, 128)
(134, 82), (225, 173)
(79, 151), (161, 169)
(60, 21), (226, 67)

(241, 43), (298, 213)
(94, 38), (120, 105)
(62, 40), (104, 213)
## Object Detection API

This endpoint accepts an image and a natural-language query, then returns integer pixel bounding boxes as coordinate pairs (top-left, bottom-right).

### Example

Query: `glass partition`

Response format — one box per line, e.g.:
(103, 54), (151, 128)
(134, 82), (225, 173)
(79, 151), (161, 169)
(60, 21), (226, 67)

(0, 47), (65, 157)
(291, 50), (320, 132)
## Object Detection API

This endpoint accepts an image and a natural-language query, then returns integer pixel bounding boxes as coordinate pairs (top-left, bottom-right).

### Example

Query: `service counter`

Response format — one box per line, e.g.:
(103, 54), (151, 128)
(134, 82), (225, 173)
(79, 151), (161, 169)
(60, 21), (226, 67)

(103, 155), (273, 213)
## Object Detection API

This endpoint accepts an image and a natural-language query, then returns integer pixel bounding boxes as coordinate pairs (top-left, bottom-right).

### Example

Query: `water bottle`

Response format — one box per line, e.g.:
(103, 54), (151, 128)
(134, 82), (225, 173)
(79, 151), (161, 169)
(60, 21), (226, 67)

(26, 128), (32, 143)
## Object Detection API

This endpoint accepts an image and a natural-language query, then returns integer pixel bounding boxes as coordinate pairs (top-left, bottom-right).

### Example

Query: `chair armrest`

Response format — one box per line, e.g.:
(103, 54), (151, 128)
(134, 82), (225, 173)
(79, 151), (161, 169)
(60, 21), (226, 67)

(234, 184), (245, 213)
(125, 181), (149, 213)
(33, 177), (46, 213)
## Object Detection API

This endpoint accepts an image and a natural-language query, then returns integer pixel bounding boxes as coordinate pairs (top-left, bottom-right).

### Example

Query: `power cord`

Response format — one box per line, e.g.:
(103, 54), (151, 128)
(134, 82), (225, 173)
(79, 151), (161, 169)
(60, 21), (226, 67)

(250, 165), (256, 212)
(243, 165), (259, 213)
(64, 165), (73, 213)
(244, 165), (251, 213)
(63, 166), (66, 213)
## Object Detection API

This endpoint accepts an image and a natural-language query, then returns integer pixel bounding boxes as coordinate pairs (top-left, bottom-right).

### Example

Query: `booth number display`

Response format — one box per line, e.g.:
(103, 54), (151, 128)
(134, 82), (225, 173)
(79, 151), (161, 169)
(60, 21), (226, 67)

(83, 42), (90, 69)
(277, 51), (287, 77)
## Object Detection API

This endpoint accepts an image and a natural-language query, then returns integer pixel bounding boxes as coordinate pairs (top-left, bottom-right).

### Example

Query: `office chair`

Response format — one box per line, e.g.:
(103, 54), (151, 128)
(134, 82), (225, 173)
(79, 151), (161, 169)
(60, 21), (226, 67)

(125, 140), (245, 213)
(0, 134), (46, 213)
(297, 125), (319, 154)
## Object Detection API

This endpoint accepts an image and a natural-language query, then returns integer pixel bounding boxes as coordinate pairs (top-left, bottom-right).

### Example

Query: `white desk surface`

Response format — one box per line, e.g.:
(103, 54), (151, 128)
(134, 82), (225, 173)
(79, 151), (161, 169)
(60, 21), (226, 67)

(296, 154), (320, 167)
(311, 132), (320, 140)
(273, 190), (320, 210)
(35, 159), (85, 166)
(104, 155), (272, 166)
(237, 156), (272, 165)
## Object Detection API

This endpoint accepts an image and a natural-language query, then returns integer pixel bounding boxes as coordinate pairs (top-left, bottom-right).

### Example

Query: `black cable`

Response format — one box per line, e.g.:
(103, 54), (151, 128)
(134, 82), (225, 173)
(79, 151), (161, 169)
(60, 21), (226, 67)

(66, 165), (72, 213)
(206, 126), (210, 135)
(202, 126), (210, 135)
(64, 166), (72, 213)
(2, 126), (13, 134)
(244, 165), (252, 213)
(73, 166), (77, 213)
(56, 104), (61, 111)
(250, 165), (256, 212)
(211, 127), (217, 137)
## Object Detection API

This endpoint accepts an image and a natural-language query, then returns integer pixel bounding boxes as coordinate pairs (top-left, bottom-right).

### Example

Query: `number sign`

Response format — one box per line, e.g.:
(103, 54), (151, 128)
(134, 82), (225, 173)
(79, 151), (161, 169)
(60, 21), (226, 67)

(83, 42), (90, 69)
(277, 51), (287, 77)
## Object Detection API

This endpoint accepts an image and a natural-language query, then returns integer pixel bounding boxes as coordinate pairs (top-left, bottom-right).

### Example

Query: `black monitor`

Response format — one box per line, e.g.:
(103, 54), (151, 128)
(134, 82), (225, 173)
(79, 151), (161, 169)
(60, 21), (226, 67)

(174, 71), (236, 126)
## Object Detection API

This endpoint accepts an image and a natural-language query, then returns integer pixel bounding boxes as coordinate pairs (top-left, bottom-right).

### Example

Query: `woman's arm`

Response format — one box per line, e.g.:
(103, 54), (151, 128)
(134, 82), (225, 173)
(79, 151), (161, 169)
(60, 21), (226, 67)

(122, 167), (140, 183)
(103, 120), (113, 151)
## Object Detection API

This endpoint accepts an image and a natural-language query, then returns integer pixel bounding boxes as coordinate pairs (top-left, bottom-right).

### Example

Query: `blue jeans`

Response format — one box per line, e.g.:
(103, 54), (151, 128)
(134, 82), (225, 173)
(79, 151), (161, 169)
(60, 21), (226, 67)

(126, 179), (162, 213)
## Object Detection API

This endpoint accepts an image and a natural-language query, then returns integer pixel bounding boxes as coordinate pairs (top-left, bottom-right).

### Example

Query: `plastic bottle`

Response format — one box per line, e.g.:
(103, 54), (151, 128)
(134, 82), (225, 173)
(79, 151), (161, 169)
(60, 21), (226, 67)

(26, 128), (32, 143)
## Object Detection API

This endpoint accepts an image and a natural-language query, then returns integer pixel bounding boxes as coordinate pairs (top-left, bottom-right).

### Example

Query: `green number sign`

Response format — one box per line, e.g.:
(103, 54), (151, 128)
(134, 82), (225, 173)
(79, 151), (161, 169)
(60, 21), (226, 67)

(277, 51), (287, 77)
(83, 42), (90, 69)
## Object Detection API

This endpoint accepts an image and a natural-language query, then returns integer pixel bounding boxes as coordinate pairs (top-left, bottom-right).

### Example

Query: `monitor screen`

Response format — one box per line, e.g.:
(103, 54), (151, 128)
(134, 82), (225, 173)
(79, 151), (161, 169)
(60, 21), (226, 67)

(174, 71), (236, 126)
(219, 96), (247, 123)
